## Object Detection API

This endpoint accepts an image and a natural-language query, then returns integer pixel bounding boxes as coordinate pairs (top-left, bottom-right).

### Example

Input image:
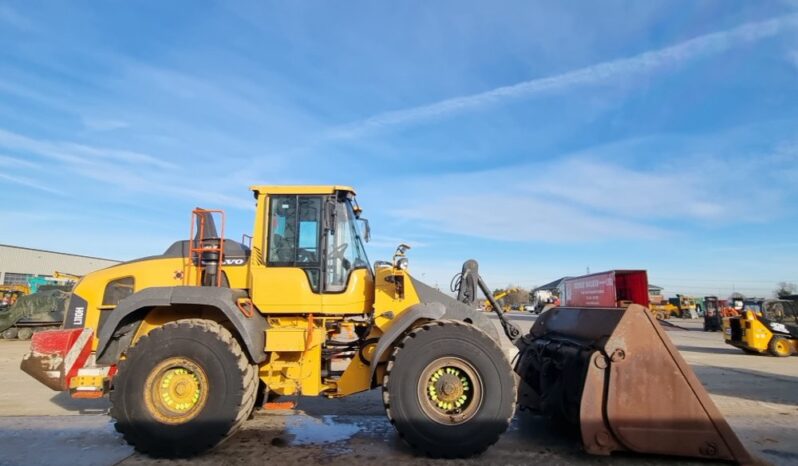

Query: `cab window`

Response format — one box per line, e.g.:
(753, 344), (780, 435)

(267, 195), (322, 291)
(102, 277), (135, 306)
(324, 199), (370, 292)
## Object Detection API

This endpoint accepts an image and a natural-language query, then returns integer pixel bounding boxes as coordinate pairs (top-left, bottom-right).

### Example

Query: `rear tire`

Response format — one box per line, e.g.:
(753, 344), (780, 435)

(768, 336), (793, 357)
(110, 319), (257, 458)
(382, 320), (516, 458)
(2, 328), (18, 339)
(17, 328), (33, 340)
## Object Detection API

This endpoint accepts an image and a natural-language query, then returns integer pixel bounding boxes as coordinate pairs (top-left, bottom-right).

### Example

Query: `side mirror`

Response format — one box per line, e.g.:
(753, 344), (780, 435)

(358, 218), (371, 242)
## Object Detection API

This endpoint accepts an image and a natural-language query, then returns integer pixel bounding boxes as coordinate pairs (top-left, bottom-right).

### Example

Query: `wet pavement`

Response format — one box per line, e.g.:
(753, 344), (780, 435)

(1, 313), (796, 465)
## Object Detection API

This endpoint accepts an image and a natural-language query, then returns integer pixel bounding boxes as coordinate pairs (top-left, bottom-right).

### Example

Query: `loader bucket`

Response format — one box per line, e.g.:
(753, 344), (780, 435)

(515, 304), (753, 464)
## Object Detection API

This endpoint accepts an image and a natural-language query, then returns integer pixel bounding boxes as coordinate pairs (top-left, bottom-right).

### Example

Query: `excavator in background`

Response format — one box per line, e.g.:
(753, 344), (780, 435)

(482, 287), (520, 312)
(20, 185), (753, 463)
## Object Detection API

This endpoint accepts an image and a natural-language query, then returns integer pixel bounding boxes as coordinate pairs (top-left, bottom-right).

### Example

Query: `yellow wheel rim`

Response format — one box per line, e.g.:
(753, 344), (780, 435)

(775, 340), (789, 356)
(144, 357), (209, 424)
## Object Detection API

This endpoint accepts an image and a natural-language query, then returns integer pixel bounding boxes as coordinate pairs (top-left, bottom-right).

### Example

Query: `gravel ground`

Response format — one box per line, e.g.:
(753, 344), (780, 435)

(0, 313), (796, 466)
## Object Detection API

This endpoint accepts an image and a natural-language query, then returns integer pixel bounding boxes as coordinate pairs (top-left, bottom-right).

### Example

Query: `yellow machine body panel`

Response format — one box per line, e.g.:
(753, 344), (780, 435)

(321, 269), (374, 314)
(723, 311), (770, 353)
(250, 267), (322, 313)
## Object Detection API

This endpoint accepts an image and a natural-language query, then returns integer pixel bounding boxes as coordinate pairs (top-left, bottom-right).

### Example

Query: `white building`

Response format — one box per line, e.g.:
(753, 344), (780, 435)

(0, 244), (119, 285)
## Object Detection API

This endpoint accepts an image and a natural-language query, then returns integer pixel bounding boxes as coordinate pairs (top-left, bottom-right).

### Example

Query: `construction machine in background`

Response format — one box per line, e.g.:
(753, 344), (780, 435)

(650, 301), (680, 319)
(1, 273), (75, 340)
(0, 285), (27, 310)
(724, 299), (798, 356)
(669, 294), (699, 318)
(0, 288), (71, 340)
(483, 287), (520, 312)
(703, 296), (723, 331)
(20, 185), (753, 463)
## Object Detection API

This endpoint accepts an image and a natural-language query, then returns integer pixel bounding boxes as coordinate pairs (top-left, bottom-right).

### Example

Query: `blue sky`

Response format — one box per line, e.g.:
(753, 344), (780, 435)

(1, 1), (797, 298)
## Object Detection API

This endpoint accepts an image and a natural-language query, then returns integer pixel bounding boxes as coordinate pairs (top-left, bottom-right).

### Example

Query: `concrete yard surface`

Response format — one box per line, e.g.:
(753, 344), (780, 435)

(0, 314), (796, 465)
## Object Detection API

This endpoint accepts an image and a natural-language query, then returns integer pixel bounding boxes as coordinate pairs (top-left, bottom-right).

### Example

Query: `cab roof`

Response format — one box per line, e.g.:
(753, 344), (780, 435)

(249, 185), (356, 196)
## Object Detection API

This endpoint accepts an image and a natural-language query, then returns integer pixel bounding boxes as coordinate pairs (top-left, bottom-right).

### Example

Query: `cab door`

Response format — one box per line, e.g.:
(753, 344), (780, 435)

(250, 194), (323, 313)
(320, 197), (374, 314)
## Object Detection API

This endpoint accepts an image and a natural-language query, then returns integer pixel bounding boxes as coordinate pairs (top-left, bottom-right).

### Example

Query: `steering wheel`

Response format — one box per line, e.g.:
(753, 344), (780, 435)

(296, 248), (317, 263)
(331, 243), (348, 260)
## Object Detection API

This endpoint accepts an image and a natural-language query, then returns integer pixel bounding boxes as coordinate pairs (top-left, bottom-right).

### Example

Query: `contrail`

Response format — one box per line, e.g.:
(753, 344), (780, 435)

(330, 14), (798, 139)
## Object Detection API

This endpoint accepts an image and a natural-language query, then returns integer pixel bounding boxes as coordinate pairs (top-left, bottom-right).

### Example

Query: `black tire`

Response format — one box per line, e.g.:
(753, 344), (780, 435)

(17, 327), (33, 340)
(768, 336), (793, 357)
(382, 320), (516, 458)
(110, 319), (257, 458)
(2, 328), (18, 339)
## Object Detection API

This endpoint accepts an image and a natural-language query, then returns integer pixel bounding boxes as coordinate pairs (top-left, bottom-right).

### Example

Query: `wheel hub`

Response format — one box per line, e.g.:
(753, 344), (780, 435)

(428, 369), (469, 409)
(419, 357), (483, 425)
(144, 357), (209, 424)
(160, 368), (201, 412)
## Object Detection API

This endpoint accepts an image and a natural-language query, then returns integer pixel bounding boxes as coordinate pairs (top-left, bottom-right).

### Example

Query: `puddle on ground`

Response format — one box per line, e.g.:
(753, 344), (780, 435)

(284, 415), (362, 446)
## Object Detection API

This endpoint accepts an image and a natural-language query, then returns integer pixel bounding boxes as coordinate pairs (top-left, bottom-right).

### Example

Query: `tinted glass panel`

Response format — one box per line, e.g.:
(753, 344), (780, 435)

(324, 200), (370, 292)
(267, 195), (322, 291)
(102, 277), (134, 306)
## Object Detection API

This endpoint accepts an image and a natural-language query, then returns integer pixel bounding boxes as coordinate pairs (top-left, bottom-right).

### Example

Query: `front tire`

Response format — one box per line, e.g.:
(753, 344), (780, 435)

(769, 336), (793, 357)
(382, 320), (516, 458)
(110, 319), (257, 458)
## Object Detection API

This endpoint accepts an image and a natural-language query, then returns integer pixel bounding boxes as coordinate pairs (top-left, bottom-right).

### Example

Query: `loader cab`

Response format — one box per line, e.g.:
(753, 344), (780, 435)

(248, 185), (374, 314)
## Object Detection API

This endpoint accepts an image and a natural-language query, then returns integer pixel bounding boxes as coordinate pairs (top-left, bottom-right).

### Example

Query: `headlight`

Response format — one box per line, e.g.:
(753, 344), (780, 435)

(396, 257), (409, 270)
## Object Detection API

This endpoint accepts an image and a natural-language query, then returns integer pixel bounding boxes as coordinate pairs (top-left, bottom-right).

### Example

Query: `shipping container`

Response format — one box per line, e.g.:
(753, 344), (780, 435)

(563, 270), (649, 308)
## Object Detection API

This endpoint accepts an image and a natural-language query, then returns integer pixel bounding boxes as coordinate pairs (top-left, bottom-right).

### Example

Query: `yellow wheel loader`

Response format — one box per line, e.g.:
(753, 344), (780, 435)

(21, 186), (517, 459)
(20, 185), (753, 463)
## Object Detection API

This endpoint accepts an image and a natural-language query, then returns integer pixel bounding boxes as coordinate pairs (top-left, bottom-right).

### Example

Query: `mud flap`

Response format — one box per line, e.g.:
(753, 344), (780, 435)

(515, 305), (753, 464)
(20, 328), (93, 391)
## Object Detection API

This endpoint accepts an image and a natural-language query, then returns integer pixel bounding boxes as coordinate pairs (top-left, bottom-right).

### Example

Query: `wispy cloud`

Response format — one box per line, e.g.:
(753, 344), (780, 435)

(385, 130), (798, 242)
(0, 128), (174, 169)
(0, 172), (63, 195)
(394, 193), (667, 242)
(81, 117), (129, 132)
(330, 14), (798, 139)
(0, 127), (258, 211)
(0, 154), (40, 169)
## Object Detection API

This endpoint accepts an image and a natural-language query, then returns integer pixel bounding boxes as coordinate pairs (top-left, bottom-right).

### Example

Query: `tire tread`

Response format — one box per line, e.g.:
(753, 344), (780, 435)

(110, 318), (257, 457)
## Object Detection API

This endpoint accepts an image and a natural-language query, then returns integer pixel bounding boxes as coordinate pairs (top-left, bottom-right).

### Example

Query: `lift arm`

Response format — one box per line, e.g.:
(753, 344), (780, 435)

(452, 260), (521, 342)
